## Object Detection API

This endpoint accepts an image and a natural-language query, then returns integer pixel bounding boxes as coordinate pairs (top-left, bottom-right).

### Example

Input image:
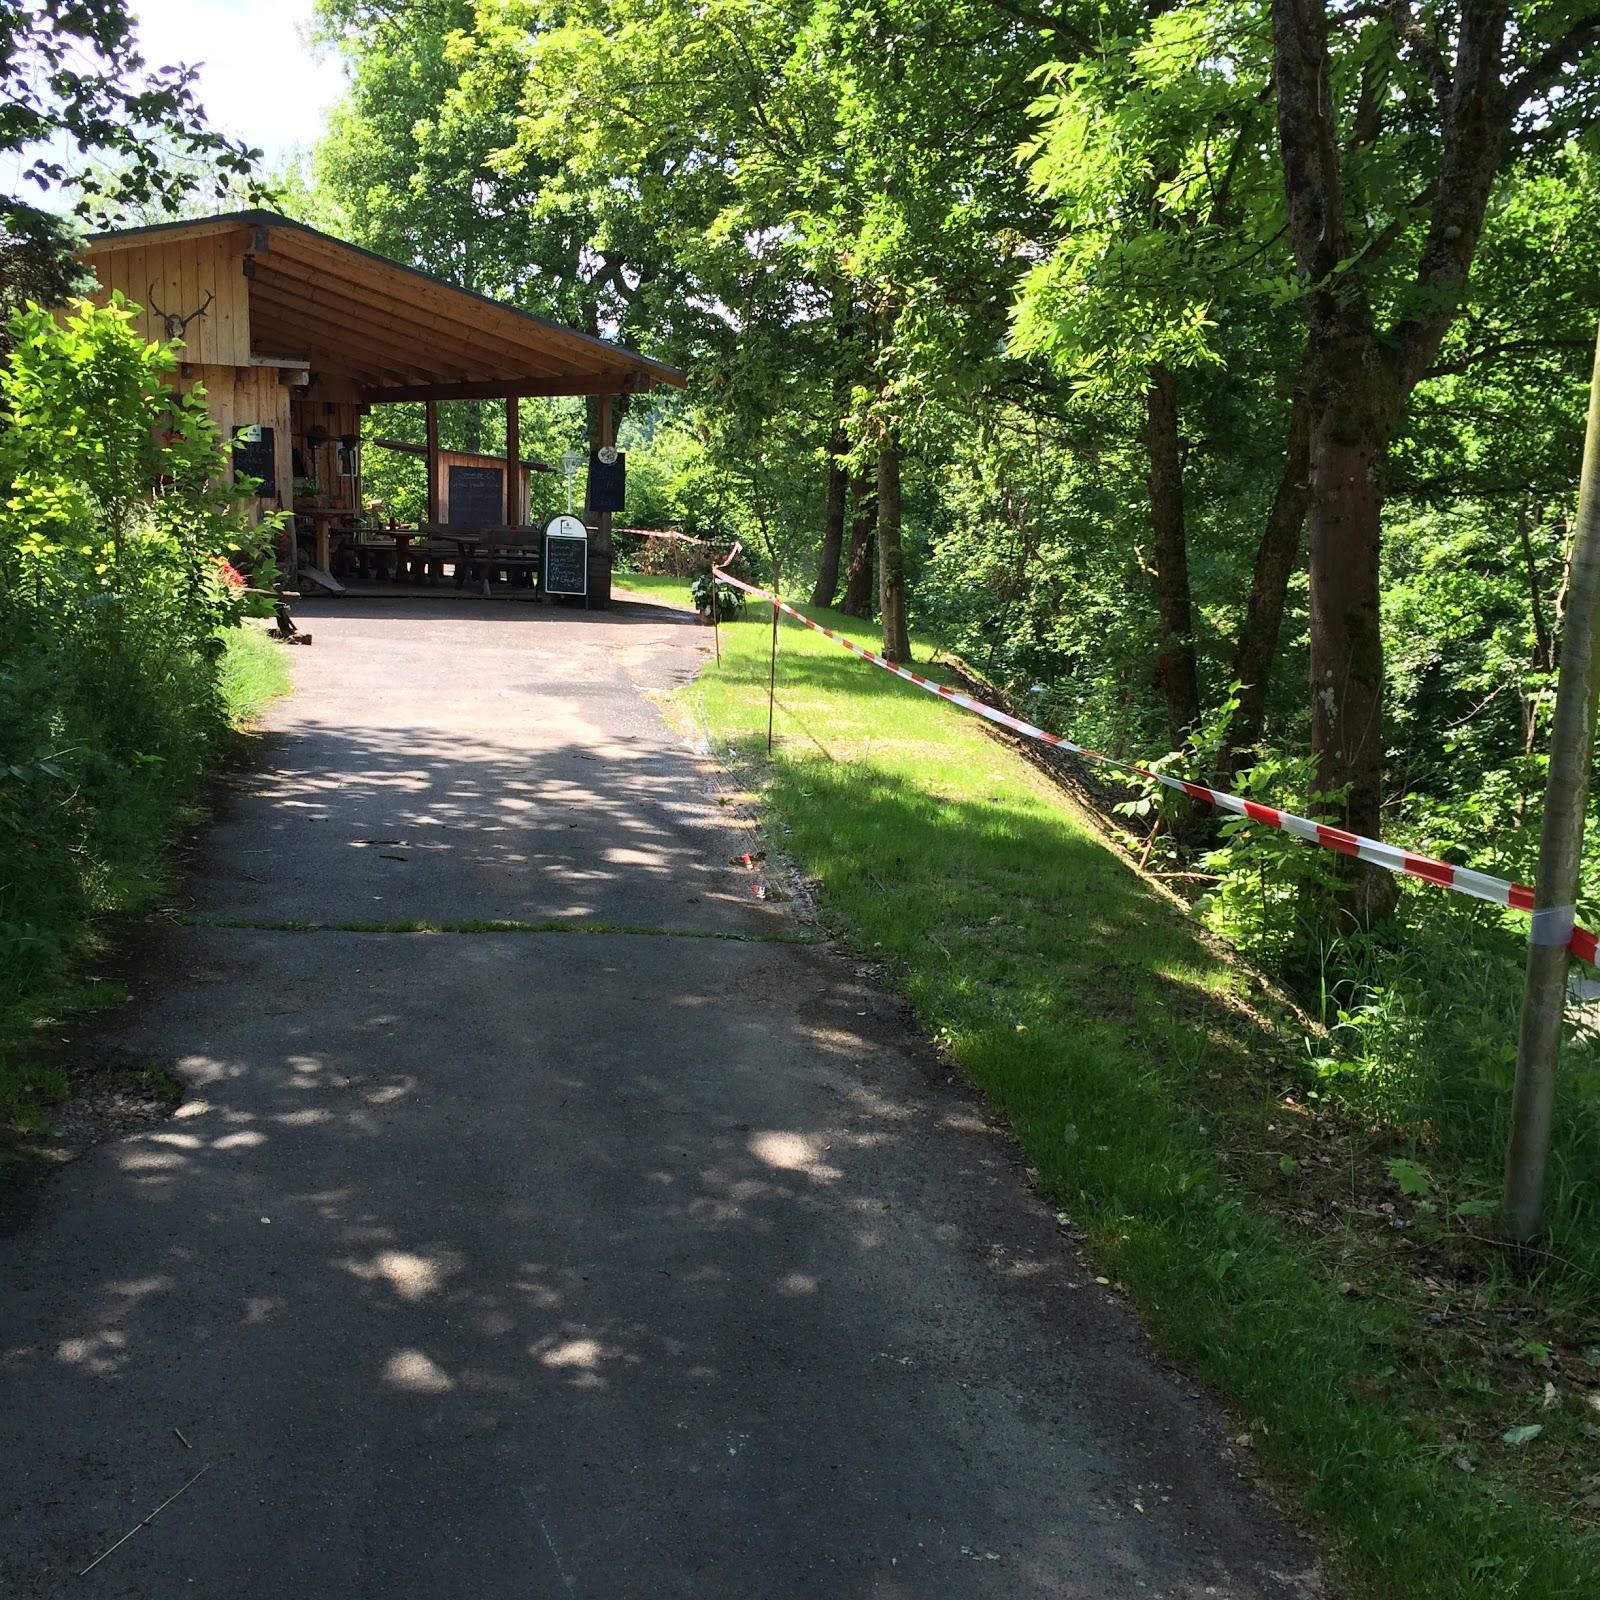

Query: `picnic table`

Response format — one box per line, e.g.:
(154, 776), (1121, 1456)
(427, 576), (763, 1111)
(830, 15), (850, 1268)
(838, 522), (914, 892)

(346, 524), (423, 582)
(414, 524), (545, 597)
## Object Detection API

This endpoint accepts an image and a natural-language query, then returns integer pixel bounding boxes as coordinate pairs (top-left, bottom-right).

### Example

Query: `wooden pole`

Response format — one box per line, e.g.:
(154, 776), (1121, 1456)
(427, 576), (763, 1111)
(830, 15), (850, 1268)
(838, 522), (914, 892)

(505, 393), (520, 525)
(424, 400), (440, 525)
(711, 567), (721, 663)
(767, 599), (779, 753)
(587, 394), (616, 609)
(1503, 319), (1600, 1245)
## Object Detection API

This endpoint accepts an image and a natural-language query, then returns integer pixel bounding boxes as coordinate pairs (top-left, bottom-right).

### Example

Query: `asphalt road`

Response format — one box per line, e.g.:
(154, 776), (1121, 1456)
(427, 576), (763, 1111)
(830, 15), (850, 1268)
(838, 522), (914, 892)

(0, 594), (1320, 1598)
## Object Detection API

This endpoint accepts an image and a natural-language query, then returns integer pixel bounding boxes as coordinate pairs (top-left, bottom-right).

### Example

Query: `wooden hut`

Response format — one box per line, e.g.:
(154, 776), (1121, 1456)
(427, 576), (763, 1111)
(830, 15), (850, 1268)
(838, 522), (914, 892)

(78, 210), (685, 604)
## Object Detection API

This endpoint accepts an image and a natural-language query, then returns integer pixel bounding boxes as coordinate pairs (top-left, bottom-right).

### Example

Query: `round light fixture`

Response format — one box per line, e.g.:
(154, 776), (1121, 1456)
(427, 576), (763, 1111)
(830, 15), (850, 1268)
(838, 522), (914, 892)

(597, 445), (619, 466)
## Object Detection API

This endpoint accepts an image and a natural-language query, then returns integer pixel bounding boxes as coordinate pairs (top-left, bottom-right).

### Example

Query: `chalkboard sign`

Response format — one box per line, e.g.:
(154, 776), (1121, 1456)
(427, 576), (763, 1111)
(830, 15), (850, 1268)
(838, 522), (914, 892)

(544, 517), (588, 597)
(231, 425), (276, 497)
(447, 463), (506, 527)
(587, 449), (626, 513)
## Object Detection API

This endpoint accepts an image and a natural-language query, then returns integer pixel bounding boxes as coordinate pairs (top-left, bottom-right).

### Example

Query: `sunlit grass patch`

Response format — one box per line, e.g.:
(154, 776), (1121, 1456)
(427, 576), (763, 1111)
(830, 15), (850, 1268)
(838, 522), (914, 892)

(612, 571), (695, 605)
(220, 620), (292, 725)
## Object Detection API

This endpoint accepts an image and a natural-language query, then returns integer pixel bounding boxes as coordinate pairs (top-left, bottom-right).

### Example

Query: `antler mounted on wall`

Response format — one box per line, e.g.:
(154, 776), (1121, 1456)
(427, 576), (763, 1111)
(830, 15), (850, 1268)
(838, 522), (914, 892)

(146, 284), (215, 344)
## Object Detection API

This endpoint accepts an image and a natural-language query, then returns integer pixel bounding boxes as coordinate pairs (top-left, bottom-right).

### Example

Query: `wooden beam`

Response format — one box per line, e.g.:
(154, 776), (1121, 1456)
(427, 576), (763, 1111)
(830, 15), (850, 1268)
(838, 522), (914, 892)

(361, 378), (646, 403)
(505, 394), (520, 526)
(372, 435), (554, 471)
(271, 226), (664, 381)
(87, 212), (685, 389)
(589, 393), (616, 610)
(248, 279), (466, 384)
(263, 240), (596, 378)
(247, 300), (423, 384)
(248, 257), (568, 381)
(250, 353), (311, 367)
(425, 401), (440, 524)
(85, 217), (252, 255)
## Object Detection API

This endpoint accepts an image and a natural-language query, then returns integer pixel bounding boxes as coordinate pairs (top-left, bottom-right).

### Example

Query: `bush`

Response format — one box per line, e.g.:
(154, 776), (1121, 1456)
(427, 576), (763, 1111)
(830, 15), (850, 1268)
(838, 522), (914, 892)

(689, 569), (747, 620)
(0, 296), (275, 1122)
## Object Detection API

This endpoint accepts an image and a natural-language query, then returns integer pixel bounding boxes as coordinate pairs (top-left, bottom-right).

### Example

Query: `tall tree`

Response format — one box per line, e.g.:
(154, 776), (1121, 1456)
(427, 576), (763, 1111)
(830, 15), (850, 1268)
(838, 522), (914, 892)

(1144, 361), (1201, 744)
(1268, 0), (1600, 917)
(877, 431), (911, 661)
(1015, 7), (1309, 760)
(812, 426), (849, 606)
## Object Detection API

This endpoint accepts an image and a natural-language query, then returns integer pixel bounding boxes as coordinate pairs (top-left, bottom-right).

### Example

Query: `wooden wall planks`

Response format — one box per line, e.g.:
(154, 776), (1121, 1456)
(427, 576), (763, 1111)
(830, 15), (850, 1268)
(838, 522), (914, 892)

(167, 363), (292, 524)
(82, 235), (251, 366)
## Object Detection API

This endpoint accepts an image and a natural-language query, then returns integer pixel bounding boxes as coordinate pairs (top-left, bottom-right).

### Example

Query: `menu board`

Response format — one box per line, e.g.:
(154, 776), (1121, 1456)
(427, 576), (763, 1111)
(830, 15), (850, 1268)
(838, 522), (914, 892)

(231, 425), (276, 497)
(447, 463), (505, 526)
(544, 517), (588, 596)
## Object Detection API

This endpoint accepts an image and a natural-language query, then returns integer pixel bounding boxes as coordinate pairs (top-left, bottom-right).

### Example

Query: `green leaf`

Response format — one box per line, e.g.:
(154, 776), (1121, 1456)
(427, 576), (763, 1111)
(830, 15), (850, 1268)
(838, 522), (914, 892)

(1386, 1157), (1434, 1199)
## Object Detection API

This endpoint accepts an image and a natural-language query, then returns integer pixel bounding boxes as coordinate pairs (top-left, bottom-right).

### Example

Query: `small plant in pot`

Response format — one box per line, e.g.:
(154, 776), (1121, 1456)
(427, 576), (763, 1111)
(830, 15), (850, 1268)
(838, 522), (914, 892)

(689, 570), (746, 623)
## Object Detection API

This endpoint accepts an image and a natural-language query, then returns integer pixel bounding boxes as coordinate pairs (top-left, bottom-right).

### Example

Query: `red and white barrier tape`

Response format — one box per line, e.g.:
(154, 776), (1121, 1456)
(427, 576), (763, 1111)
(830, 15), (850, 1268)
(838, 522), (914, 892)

(615, 527), (723, 547)
(711, 564), (1598, 966)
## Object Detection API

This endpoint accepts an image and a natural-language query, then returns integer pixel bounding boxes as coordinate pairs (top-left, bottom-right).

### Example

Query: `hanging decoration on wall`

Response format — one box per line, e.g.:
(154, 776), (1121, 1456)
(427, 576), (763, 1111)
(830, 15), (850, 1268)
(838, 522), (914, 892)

(146, 284), (213, 343)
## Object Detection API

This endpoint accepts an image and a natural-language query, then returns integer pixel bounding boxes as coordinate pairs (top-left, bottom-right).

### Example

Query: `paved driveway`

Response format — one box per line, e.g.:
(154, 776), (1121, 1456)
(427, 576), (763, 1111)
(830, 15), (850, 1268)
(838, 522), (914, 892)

(0, 595), (1317, 1598)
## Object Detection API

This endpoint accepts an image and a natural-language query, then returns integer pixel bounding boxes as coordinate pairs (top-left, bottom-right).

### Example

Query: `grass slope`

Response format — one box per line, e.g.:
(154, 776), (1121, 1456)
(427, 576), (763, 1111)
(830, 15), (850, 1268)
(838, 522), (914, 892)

(680, 596), (1595, 1600)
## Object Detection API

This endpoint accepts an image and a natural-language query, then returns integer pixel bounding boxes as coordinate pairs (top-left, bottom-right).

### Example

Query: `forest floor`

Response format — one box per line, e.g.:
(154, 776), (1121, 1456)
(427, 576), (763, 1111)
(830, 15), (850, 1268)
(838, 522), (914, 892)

(646, 572), (1600, 1600)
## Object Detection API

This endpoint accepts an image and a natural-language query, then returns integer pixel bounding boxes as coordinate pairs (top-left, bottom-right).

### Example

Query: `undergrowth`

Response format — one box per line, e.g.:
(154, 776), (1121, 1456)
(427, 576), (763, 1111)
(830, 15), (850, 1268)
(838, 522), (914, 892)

(0, 624), (288, 1153)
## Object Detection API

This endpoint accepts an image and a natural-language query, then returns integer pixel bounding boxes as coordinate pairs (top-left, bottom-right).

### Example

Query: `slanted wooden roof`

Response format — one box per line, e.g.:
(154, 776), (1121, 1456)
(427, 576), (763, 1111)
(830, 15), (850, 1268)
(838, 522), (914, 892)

(83, 210), (685, 401)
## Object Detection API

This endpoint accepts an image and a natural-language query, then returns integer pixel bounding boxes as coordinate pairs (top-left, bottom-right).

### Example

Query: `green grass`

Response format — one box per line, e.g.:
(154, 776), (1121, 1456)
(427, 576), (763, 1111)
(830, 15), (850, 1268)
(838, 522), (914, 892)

(0, 625), (292, 1162)
(220, 619), (293, 724)
(679, 599), (1598, 1599)
(613, 570), (697, 605)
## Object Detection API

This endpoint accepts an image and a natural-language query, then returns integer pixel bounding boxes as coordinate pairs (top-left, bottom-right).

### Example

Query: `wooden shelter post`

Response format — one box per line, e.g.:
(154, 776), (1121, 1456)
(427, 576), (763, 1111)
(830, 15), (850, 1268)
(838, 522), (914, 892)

(424, 400), (440, 524)
(587, 393), (616, 609)
(505, 394), (521, 525)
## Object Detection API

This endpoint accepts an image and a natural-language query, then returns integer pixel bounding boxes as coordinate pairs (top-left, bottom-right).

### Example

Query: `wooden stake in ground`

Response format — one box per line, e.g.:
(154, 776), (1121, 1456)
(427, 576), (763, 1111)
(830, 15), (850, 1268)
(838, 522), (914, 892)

(1503, 319), (1600, 1245)
(767, 598), (779, 753)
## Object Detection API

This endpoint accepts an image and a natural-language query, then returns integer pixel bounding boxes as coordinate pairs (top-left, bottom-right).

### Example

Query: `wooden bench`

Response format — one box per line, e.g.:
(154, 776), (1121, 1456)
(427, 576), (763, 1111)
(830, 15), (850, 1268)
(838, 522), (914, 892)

(396, 538), (461, 584)
(414, 524), (552, 597)
(462, 550), (541, 594)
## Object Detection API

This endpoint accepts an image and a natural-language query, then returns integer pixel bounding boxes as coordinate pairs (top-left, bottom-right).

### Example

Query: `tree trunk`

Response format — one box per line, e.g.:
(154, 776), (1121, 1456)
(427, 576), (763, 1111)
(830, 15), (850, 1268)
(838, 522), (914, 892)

(877, 433), (910, 663)
(1216, 375), (1312, 785)
(1269, 0), (1512, 926)
(1303, 331), (1400, 919)
(1144, 362), (1200, 748)
(811, 430), (848, 606)
(841, 469), (876, 618)
(1267, 0), (1398, 922)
